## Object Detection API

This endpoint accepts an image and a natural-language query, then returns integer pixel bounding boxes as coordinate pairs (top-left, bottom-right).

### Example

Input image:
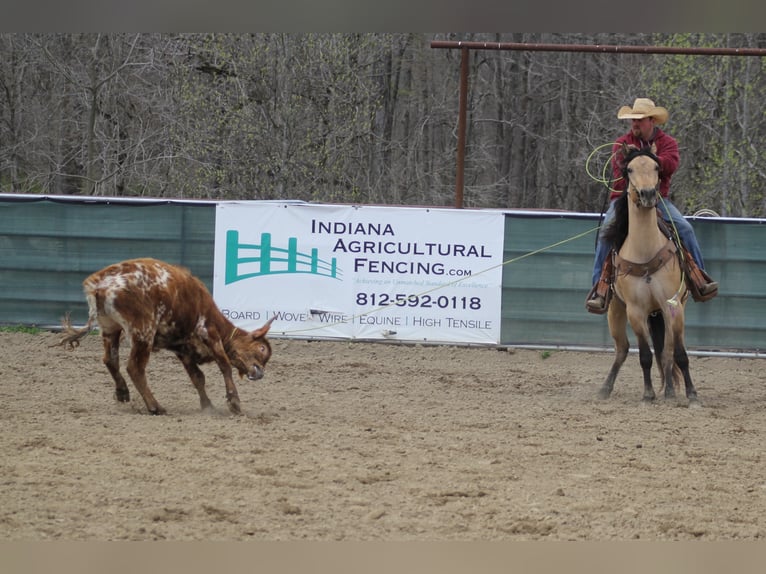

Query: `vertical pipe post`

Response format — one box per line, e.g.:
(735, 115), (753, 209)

(455, 46), (469, 208)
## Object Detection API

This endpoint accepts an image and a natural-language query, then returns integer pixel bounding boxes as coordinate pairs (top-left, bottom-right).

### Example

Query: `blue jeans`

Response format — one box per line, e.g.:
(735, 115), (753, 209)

(591, 198), (705, 286)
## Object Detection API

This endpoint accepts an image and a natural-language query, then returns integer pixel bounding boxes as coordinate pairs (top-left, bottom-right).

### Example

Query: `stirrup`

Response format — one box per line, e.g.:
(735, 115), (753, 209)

(682, 249), (718, 302)
(586, 295), (607, 313)
(585, 284), (610, 315)
(586, 252), (615, 315)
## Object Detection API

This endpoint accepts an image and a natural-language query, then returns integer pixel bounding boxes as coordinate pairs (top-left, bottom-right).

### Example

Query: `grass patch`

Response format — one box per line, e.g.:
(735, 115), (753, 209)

(0, 324), (44, 335)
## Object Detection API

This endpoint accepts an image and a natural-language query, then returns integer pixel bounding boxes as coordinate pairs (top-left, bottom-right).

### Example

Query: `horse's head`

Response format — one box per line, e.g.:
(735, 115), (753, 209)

(619, 143), (661, 209)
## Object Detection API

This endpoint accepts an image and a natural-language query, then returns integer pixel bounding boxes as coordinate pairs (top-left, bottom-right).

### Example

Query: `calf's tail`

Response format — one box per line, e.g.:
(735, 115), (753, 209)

(53, 313), (96, 349)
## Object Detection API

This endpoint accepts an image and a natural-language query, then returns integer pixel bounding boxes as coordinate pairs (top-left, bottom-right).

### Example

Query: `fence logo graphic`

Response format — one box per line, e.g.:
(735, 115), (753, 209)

(225, 230), (342, 285)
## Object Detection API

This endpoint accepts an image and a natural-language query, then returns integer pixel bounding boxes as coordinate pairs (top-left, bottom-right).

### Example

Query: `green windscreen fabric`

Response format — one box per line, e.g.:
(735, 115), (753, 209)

(500, 211), (766, 352)
(500, 213), (610, 347)
(0, 197), (215, 327)
(1, 196), (764, 351)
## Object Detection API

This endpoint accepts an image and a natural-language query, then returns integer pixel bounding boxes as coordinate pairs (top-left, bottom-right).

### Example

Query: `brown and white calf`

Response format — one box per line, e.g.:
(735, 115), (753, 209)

(58, 258), (274, 415)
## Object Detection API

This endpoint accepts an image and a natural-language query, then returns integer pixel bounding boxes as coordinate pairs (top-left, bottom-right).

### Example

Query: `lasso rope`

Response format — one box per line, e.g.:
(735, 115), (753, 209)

(275, 143), (677, 336)
(585, 142), (622, 193)
(275, 225), (601, 336)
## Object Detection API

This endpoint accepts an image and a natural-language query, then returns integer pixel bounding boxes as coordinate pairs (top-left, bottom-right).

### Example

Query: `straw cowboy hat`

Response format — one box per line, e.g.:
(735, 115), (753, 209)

(617, 98), (669, 124)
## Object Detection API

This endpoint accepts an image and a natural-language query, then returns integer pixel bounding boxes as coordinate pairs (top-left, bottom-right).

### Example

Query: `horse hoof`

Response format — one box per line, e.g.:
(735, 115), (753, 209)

(597, 388), (612, 400)
(688, 398), (702, 409)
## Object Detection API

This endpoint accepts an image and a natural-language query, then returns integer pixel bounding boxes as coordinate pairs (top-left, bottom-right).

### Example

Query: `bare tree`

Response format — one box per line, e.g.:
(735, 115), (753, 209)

(1, 33), (765, 215)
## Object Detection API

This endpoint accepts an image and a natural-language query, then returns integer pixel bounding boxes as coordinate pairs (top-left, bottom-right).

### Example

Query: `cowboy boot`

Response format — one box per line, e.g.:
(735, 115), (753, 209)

(585, 254), (614, 314)
(682, 247), (719, 302)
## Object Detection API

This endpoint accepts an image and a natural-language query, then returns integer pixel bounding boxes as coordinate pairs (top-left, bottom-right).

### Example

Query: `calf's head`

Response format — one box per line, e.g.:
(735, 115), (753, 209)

(228, 317), (275, 381)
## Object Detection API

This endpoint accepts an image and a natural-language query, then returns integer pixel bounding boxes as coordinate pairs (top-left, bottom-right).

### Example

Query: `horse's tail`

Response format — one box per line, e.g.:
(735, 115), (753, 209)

(649, 312), (683, 394)
(660, 363), (683, 395)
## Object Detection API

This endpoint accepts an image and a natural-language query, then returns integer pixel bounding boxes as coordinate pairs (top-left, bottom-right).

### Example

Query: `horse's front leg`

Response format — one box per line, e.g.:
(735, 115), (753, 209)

(599, 300), (629, 399)
(600, 343), (629, 399)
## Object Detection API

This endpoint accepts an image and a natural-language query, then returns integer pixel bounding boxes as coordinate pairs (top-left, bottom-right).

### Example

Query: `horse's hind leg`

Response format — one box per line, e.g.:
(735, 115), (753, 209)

(636, 335), (656, 403)
(674, 342), (699, 406)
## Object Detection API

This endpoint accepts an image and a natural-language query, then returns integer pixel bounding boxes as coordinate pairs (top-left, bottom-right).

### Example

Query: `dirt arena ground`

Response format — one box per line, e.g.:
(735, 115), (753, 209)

(1, 330), (764, 541)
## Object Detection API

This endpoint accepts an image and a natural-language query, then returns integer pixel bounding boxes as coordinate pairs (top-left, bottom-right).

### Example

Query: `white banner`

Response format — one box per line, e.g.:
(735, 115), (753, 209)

(213, 202), (504, 344)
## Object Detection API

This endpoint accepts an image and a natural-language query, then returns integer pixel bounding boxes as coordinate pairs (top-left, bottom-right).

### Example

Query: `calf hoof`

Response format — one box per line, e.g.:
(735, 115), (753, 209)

(227, 397), (242, 415)
(148, 405), (167, 415)
(115, 388), (130, 402)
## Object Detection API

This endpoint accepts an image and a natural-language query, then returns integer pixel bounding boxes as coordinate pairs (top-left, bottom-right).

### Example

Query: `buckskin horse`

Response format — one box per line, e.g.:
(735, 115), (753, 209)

(597, 144), (700, 406)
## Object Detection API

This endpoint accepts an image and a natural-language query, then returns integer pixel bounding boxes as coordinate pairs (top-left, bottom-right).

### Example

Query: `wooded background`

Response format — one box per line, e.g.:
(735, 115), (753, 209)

(1, 33), (764, 216)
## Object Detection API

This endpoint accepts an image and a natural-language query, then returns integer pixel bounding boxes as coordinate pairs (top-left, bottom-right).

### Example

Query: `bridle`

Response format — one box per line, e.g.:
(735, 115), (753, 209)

(622, 150), (661, 207)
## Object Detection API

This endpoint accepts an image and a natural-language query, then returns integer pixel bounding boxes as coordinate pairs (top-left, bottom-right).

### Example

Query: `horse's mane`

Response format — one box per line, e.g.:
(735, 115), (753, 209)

(620, 146), (660, 176)
(602, 192), (629, 250)
(601, 146), (660, 251)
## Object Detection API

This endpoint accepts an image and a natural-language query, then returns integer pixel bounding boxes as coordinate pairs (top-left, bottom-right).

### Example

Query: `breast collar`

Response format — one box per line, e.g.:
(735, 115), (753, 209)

(613, 237), (677, 279)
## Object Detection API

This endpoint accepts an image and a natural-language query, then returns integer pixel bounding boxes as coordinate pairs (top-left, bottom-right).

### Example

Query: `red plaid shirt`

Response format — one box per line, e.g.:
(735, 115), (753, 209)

(610, 127), (680, 200)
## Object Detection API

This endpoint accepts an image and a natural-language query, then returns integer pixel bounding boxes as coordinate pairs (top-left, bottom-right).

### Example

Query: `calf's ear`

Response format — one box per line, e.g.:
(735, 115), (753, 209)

(251, 316), (276, 339)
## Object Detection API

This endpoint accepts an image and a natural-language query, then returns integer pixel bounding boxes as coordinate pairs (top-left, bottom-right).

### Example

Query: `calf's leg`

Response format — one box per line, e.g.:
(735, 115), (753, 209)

(208, 339), (241, 415)
(102, 331), (130, 403)
(126, 339), (166, 415)
(177, 355), (214, 411)
(223, 376), (241, 415)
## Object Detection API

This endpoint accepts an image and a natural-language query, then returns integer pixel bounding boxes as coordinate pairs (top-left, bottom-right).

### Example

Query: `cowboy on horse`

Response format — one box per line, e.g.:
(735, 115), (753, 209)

(586, 98), (718, 314)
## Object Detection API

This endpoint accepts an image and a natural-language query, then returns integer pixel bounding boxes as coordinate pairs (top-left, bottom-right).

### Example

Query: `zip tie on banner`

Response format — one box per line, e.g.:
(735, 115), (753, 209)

(275, 225), (601, 336)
